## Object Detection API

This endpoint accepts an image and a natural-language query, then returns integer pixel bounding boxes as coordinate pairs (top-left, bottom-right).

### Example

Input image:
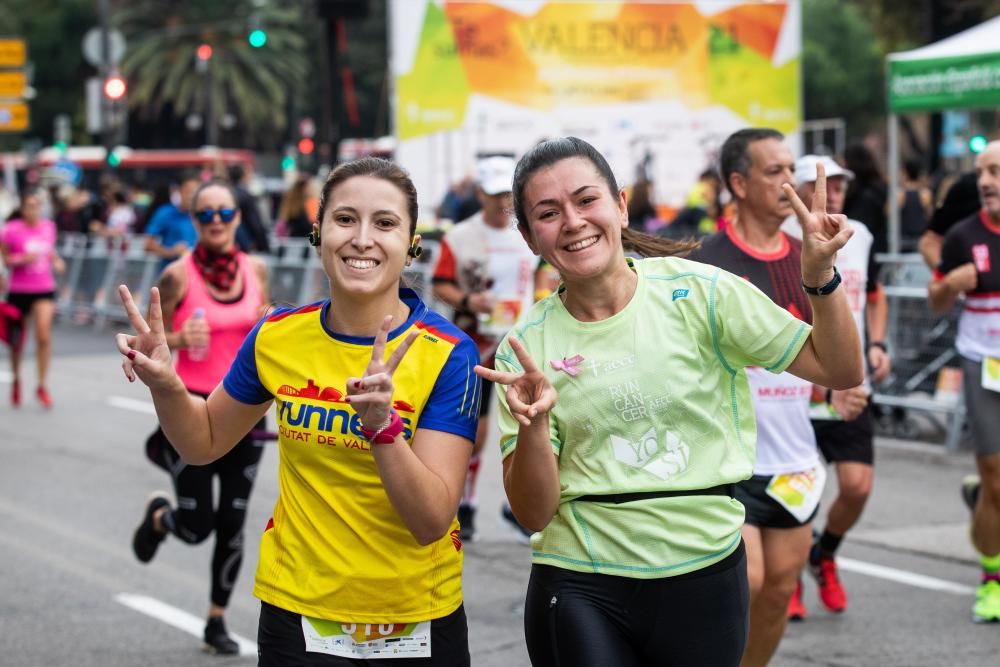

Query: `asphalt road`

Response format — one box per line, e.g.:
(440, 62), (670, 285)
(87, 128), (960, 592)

(1, 322), (999, 666)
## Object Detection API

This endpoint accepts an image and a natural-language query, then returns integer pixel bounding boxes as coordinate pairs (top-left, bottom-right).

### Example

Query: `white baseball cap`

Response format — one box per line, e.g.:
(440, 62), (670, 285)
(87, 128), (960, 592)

(476, 156), (516, 196)
(794, 155), (854, 186)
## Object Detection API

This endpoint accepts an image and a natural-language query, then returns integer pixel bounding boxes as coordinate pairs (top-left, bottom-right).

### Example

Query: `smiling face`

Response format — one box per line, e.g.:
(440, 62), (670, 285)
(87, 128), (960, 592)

(519, 157), (627, 282)
(320, 175), (415, 299)
(977, 141), (1000, 221)
(192, 184), (240, 253)
(733, 137), (795, 224)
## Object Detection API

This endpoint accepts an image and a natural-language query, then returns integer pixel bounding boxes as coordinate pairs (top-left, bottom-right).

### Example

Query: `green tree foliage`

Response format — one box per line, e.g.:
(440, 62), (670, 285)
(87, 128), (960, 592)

(802, 0), (885, 137)
(114, 1), (310, 144)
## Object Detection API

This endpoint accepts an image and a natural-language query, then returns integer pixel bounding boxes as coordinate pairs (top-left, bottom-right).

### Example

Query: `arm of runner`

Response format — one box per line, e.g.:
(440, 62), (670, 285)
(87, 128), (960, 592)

(348, 316), (470, 545)
(866, 286), (891, 382)
(928, 262), (976, 313)
(476, 336), (560, 533)
(115, 284), (269, 464)
(784, 163), (864, 390)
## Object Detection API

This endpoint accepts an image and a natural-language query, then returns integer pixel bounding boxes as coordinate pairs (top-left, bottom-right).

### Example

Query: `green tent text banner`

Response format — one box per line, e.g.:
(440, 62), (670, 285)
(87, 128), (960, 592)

(889, 52), (1000, 112)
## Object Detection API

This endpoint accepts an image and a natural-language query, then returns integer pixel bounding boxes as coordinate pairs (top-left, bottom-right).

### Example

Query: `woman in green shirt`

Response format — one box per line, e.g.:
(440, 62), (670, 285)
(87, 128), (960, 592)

(476, 137), (861, 666)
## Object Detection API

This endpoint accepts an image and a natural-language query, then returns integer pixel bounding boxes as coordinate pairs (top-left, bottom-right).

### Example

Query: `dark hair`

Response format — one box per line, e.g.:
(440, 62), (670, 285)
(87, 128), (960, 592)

(718, 128), (784, 196)
(317, 157), (418, 237)
(191, 178), (238, 211)
(228, 163), (246, 183)
(511, 137), (697, 258)
(903, 157), (924, 182)
(843, 142), (885, 188)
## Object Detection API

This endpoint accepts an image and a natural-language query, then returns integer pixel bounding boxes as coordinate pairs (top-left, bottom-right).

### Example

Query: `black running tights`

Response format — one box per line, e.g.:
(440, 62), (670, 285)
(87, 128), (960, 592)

(148, 421), (265, 608)
(523, 543), (749, 667)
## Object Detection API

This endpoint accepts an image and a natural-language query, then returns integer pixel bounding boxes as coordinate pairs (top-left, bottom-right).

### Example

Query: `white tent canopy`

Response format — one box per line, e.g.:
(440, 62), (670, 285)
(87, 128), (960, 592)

(885, 17), (1000, 253)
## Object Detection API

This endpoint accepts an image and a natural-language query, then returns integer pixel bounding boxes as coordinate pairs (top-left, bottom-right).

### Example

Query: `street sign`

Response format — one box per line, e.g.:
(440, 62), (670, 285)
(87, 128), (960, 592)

(81, 28), (126, 67)
(0, 101), (29, 132)
(0, 39), (26, 68)
(0, 70), (26, 98)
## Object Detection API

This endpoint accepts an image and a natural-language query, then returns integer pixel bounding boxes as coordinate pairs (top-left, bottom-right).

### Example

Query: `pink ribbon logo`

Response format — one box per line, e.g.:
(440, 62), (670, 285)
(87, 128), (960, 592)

(550, 354), (585, 376)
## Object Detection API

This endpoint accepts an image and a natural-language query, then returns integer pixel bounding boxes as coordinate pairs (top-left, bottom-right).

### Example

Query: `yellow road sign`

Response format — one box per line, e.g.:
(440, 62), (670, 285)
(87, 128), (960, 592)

(0, 101), (29, 132)
(0, 39), (26, 68)
(0, 71), (26, 98)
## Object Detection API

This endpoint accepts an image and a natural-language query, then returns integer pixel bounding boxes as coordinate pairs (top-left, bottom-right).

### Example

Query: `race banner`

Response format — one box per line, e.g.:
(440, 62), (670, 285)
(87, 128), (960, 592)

(391, 1), (801, 213)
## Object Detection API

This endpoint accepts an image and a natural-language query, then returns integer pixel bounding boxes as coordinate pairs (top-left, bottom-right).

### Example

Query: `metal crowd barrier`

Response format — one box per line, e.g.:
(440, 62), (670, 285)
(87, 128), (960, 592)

(872, 253), (966, 450)
(55, 233), (446, 326)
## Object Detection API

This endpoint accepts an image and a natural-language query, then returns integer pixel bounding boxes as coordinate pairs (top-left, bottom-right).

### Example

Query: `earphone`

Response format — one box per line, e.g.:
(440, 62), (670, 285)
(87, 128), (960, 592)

(308, 228), (421, 259)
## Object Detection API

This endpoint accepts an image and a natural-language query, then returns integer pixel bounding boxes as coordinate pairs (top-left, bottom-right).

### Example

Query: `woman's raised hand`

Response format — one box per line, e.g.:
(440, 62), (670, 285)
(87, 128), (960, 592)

(783, 162), (854, 286)
(115, 285), (177, 389)
(475, 337), (557, 427)
(345, 315), (419, 431)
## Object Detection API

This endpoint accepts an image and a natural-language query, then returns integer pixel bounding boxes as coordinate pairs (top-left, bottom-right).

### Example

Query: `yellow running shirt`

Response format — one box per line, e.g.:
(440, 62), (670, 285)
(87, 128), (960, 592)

(224, 289), (480, 623)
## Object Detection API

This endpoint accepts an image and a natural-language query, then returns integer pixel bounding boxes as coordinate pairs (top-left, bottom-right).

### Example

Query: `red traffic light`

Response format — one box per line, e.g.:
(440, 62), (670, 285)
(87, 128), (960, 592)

(298, 138), (315, 155)
(104, 76), (126, 100)
(196, 44), (213, 61)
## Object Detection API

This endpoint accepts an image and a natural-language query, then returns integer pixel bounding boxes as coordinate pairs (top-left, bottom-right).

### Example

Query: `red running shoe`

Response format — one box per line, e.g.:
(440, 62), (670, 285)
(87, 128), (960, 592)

(811, 557), (847, 613)
(36, 386), (52, 409)
(11, 380), (20, 407)
(787, 580), (807, 621)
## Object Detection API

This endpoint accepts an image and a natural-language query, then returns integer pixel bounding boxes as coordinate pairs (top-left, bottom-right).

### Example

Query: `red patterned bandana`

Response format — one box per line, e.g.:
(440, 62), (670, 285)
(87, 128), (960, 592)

(193, 244), (240, 291)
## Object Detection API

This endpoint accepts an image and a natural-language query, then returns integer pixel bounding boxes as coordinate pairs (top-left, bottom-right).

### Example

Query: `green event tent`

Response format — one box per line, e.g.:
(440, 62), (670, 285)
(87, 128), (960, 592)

(885, 16), (1000, 254)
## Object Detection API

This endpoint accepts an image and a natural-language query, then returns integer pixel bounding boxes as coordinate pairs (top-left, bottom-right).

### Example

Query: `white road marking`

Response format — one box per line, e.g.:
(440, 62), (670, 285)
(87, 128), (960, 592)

(115, 593), (257, 657)
(839, 557), (975, 594)
(108, 395), (157, 414)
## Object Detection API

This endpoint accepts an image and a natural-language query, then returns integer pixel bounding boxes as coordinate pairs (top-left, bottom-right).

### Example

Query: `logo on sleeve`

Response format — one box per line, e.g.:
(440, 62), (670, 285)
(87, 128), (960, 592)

(973, 244), (991, 273)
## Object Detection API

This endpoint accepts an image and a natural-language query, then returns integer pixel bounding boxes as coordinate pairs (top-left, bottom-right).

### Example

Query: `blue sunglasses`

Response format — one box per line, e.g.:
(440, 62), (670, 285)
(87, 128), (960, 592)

(194, 207), (237, 225)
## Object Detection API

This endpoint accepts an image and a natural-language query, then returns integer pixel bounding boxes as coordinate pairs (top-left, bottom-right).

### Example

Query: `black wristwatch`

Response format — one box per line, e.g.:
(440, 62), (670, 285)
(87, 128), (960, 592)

(869, 341), (887, 352)
(458, 294), (470, 312)
(802, 267), (842, 296)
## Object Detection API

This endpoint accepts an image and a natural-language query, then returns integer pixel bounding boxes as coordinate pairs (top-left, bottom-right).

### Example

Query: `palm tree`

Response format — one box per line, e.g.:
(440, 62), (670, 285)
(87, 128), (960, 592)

(114, 1), (309, 145)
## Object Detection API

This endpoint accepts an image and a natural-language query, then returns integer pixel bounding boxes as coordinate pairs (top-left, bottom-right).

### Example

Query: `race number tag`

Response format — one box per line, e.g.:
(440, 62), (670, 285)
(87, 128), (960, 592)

(981, 357), (1000, 393)
(302, 617), (431, 659)
(478, 298), (523, 338)
(765, 466), (827, 524)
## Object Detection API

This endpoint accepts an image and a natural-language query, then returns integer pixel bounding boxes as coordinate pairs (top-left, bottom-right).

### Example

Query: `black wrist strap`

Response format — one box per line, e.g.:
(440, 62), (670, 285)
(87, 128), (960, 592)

(459, 294), (470, 311)
(802, 266), (842, 296)
(869, 341), (887, 351)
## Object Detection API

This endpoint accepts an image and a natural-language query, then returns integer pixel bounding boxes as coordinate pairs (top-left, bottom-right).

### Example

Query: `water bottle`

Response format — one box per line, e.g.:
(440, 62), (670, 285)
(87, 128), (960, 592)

(188, 307), (208, 361)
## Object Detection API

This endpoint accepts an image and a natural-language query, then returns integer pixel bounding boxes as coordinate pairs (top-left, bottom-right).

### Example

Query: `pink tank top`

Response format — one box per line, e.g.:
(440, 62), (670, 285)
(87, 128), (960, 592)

(173, 253), (263, 395)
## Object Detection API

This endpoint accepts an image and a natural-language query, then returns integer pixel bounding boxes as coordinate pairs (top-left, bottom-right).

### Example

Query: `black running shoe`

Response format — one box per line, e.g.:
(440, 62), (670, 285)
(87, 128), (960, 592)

(962, 475), (981, 512)
(501, 504), (534, 545)
(203, 616), (240, 655)
(457, 504), (476, 543)
(132, 493), (170, 563)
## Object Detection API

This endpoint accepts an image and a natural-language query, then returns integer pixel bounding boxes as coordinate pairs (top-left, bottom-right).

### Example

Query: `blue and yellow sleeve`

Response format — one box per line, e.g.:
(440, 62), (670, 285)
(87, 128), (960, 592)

(416, 336), (481, 442)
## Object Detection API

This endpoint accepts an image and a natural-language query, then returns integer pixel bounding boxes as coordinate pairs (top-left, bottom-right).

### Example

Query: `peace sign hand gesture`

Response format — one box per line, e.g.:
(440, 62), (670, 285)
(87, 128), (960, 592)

(783, 162), (854, 287)
(475, 337), (557, 427)
(115, 285), (179, 390)
(345, 316), (419, 431)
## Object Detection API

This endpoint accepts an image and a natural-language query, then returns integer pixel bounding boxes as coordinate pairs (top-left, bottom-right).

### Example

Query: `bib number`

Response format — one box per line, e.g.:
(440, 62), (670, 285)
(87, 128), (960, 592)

(302, 617), (431, 659)
(981, 357), (1000, 393)
(764, 466), (826, 524)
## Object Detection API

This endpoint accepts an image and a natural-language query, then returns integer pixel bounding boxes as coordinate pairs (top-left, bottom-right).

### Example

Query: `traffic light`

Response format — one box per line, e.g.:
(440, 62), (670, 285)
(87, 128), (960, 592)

(196, 44), (213, 61)
(106, 146), (122, 168)
(249, 29), (267, 48)
(298, 138), (315, 155)
(970, 135), (988, 153)
(281, 155), (296, 171)
(103, 75), (126, 101)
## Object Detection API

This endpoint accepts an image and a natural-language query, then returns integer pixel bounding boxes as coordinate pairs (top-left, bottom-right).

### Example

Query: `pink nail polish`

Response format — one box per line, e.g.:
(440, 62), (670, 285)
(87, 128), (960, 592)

(344, 396), (351, 403)
(127, 350), (136, 360)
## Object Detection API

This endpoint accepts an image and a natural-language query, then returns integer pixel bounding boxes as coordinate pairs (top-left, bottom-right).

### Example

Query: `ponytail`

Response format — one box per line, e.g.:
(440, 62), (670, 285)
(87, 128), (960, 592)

(621, 227), (699, 258)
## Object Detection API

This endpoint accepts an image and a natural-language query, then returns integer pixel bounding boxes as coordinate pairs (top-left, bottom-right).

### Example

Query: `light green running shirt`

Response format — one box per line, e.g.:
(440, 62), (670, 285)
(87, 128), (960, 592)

(495, 257), (810, 578)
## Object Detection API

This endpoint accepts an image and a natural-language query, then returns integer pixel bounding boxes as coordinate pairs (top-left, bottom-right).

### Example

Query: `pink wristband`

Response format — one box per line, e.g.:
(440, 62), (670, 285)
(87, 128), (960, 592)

(359, 409), (404, 445)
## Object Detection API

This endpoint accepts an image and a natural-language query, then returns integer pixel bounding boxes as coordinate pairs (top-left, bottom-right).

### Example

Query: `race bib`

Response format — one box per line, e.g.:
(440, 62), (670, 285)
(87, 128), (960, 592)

(765, 466), (827, 524)
(478, 297), (523, 338)
(302, 617), (431, 659)
(982, 357), (1000, 393)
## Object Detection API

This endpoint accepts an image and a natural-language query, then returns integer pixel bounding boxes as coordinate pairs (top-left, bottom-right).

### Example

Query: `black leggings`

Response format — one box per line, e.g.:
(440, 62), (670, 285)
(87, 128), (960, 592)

(146, 420), (265, 608)
(524, 543), (749, 667)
